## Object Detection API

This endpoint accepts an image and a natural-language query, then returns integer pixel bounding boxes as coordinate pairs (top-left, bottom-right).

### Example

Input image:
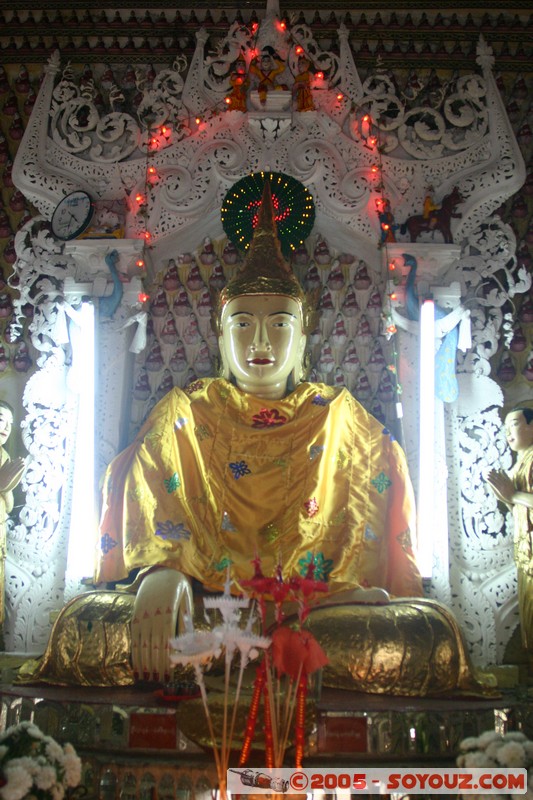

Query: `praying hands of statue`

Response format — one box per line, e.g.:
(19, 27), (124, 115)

(0, 456), (25, 494)
(485, 468), (533, 511)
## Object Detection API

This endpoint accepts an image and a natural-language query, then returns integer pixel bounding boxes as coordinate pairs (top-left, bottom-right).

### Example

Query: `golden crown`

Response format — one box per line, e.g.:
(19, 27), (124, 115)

(213, 180), (318, 333)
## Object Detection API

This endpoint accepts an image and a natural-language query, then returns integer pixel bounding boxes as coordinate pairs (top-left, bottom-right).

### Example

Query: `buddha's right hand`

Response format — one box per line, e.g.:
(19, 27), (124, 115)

(131, 567), (193, 682)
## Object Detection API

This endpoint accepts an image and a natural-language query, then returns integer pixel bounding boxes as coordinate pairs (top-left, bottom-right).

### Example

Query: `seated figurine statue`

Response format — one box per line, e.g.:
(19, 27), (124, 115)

(19, 183), (494, 697)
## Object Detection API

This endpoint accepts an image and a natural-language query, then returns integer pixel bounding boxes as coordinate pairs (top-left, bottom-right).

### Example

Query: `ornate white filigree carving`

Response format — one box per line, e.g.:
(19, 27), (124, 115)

(4, 217), (145, 651)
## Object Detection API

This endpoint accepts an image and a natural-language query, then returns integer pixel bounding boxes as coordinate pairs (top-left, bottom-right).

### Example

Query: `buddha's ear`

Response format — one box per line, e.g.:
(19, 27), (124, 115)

(217, 336), (231, 380)
(291, 331), (308, 386)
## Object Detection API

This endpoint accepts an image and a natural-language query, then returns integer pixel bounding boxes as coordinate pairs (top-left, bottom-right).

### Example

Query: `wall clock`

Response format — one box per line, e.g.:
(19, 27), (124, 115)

(51, 190), (94, 241)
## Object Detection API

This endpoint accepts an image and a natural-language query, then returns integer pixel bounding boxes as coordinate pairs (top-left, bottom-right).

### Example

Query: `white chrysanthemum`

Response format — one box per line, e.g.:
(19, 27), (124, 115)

(10, 757), (37, 777)
(486, 740), (505, 761)
(463, 751), (495, 768)
(34, 765), (57, 791)
(496, 741), (527, 768)
(62, 751), (82, 786)
(1, 764), (34, 800)
(459, 736), (481, 752)
(504, 731), (528, 743)
(478, 730), (503, 749)
(25, 725), (44, 739)
(44, 740), (64, 762)
(523, 740), (533, 764)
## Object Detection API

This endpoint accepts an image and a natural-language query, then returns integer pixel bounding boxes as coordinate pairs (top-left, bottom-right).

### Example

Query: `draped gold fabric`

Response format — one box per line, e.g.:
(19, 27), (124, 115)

(96, 379), (422, 598)
(511, 446), (533, 653)
(0, 447), (14, 632)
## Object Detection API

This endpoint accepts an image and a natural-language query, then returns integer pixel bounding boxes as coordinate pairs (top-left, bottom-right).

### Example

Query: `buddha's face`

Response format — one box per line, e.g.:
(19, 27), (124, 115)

(220, 294), (306, 399)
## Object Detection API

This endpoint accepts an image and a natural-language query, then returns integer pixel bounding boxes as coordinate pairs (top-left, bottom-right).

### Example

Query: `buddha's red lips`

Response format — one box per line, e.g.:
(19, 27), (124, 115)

(248, 358), (274, 365)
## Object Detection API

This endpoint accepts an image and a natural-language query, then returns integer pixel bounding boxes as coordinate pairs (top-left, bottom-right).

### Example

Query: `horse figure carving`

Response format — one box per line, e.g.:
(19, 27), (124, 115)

(402, 186), (463, 243)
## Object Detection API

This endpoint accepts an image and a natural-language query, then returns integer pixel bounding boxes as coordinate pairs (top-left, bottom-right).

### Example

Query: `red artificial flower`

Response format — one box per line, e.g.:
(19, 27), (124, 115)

(271, 627), (328, 679)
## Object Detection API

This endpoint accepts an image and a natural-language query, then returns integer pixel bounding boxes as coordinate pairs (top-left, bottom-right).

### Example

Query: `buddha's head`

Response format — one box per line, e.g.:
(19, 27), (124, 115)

(214, 181), (317, 399)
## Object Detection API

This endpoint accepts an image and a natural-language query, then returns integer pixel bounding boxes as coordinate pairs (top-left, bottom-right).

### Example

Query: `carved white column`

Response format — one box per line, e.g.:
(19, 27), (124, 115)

(5, 224), (145, 651)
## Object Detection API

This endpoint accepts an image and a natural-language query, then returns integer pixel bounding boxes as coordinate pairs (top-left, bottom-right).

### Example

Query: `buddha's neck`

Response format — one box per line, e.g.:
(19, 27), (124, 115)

(235, 379), (288, 400)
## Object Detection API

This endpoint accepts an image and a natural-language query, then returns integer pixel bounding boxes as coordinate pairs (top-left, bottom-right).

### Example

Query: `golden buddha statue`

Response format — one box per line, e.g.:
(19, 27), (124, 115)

(19, 182), (495, 698)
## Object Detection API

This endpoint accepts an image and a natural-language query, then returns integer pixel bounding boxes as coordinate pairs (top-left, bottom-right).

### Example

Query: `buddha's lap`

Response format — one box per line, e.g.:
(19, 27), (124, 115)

(16, 585), (496, 697)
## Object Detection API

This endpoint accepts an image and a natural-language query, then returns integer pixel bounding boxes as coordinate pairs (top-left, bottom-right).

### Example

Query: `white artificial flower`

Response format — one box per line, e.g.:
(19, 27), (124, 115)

(463, 751), (495, 768)
(34, 766), (57, 791)
(0, 722), (81, 800)
(496, 741), (527, 768)
(478, 730), (503, 749)
(22, 724), (43, 740)
(44, 741), (64, 762)
(62, 751), (82, 786)
(486, 740), (505, 761)
(523, 740), (533, 764)
(504, 732), (528, 743)
(1, 764), (34, 800)
(459, 736), (481, 752)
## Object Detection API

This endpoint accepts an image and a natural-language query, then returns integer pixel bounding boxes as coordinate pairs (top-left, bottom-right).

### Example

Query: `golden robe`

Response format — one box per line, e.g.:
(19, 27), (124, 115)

(96, 379), (422, 597)
(511, 445), (533, 653)
(0, 447), (14, 631)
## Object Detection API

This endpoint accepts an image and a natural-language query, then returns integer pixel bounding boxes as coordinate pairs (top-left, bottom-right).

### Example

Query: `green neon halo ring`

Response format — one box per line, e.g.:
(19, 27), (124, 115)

(221, 171), (315, 256)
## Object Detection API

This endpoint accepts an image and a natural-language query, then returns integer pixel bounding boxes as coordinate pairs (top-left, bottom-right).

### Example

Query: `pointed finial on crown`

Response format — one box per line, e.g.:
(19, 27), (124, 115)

(214, 178), (318, 333)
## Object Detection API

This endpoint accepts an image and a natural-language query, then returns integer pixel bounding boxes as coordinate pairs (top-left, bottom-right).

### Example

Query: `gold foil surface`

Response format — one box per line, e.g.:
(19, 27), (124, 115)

(17, 591), (135, 686)
(304, 598), (498, 697)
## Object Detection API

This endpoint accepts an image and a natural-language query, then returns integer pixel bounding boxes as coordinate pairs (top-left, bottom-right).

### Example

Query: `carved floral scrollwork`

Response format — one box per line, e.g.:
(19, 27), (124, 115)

(352, 70), (489, 160)
(50, 57), (189, 163)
